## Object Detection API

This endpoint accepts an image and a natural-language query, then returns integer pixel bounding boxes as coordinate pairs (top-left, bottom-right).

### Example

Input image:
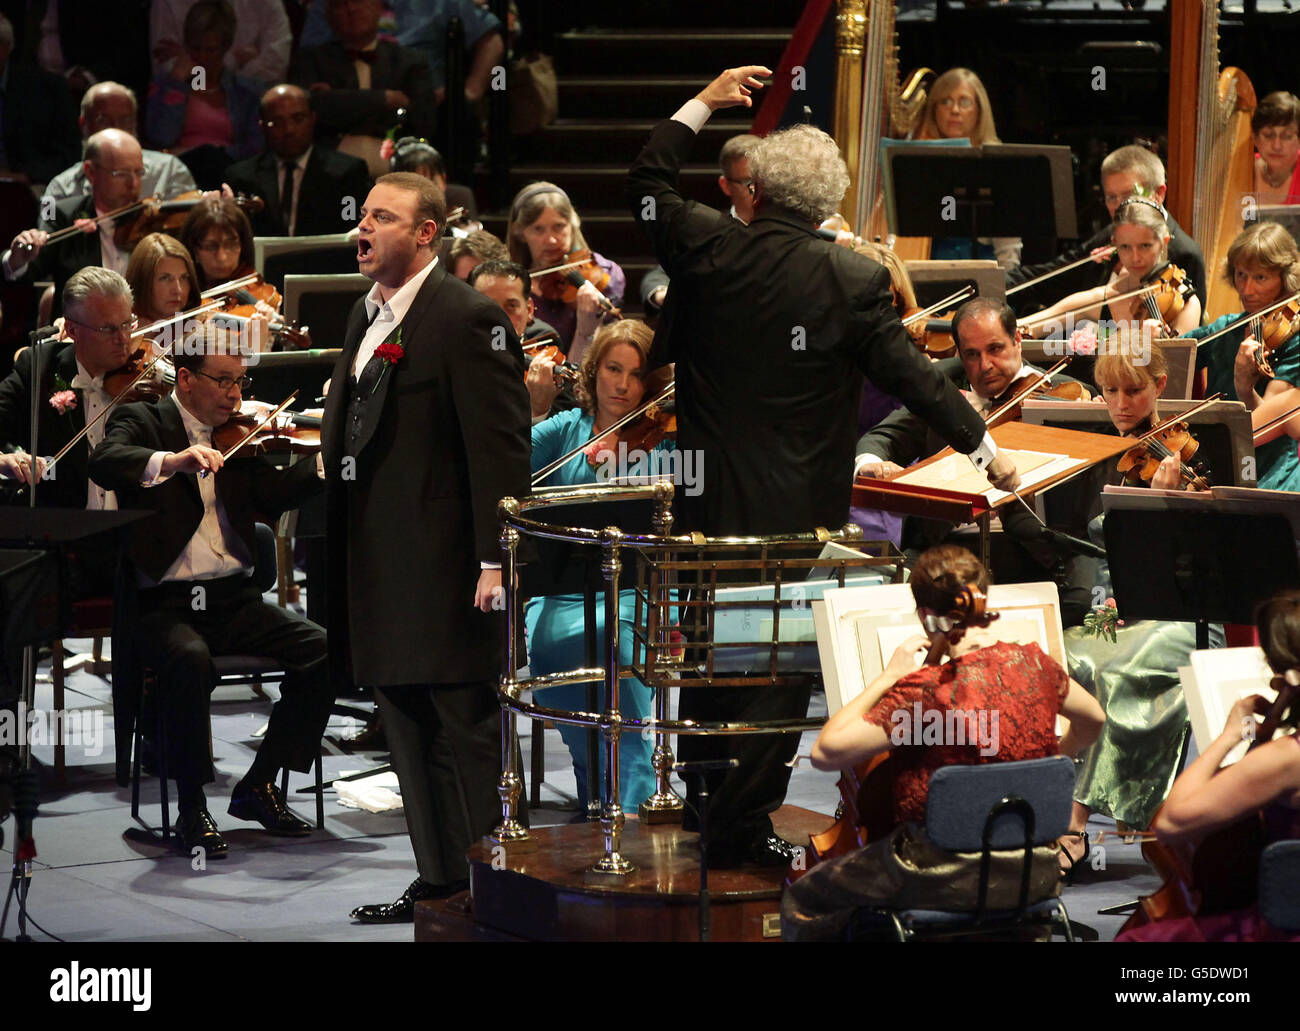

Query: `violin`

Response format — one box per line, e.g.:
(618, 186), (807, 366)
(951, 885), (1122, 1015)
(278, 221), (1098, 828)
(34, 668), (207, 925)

(102, 345), (175, 402)
(982, 357), (1084, 429)
(1139, 263), (1194, 337)
(899, 286), (974, 358)
(1116, 417), (1211, 491)
(113, 190), (265, 251)
(209, 397), (321, 458)
(532, 249), (622, 318)
(613, 396), (676, 453)
(523, 343), (579, 387)
(1247, 296), (1300, 378)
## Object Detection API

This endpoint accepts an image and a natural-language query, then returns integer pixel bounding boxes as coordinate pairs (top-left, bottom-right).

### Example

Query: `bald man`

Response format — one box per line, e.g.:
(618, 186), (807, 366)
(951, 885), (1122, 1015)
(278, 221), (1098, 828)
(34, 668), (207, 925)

(44, 82), (198, 207)
(3, 129), (146, 315)
(224, 84), (372, 237)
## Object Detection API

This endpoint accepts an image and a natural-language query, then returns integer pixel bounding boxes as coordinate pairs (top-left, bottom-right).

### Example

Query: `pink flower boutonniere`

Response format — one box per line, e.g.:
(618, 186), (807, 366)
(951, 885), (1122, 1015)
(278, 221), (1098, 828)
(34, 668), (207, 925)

(1068, 325), (1099, 357)
(371, 329), (404, 394)
(583, 439), (615, 469)
(49, 389), (78, 416)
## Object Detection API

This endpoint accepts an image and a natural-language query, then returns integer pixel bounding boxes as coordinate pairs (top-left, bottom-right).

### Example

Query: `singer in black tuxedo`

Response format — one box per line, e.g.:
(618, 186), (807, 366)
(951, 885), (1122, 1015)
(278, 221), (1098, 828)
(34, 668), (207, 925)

(626, 68), (1019, 867)
(320, 173), (530, 921)
(89, 346), (330, 857)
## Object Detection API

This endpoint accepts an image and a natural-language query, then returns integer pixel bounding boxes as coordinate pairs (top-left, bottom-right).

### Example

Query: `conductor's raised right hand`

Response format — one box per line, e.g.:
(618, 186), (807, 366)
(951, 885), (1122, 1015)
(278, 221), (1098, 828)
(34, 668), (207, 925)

(161, 445), (225, 477)
(695, 66), (772, 112)
(986, 452), (1020, 493)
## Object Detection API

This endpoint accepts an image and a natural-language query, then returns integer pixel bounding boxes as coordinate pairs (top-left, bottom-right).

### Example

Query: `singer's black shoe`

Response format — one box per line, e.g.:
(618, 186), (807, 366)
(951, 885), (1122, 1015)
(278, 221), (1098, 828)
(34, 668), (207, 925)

(350, 878), (469, 924)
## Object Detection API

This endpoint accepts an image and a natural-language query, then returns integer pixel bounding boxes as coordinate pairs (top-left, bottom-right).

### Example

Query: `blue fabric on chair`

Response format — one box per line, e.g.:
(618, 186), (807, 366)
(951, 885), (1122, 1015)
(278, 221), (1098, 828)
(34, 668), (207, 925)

(926, 755), (1075, 851)
(1259, 840), (1300, 932)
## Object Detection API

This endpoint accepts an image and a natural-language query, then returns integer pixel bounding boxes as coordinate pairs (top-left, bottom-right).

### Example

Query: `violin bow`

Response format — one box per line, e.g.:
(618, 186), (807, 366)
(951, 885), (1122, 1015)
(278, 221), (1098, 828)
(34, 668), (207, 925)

(36, 195), (161, 246)
(1017, 282), (1162, 331)
(901, 285), (975, 327)
(531, 382), (675, 487)
(1252, 402), (1300, 446)
(1005, 246), (1117, 297)
(200, 273), (262, 300)
(1187, 290), (1300, 349)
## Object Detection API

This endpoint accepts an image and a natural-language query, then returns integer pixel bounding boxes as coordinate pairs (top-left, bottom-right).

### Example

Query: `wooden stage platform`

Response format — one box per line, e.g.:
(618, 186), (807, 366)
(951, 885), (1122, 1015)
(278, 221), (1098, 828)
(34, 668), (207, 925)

(416, 805), (832, 942)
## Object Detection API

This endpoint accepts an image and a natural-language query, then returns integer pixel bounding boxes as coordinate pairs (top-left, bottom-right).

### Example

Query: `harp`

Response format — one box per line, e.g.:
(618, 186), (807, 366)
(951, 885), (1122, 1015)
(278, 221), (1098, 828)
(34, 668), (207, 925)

(1166, 0), (1257, 321)
(832, 0), (932, 257)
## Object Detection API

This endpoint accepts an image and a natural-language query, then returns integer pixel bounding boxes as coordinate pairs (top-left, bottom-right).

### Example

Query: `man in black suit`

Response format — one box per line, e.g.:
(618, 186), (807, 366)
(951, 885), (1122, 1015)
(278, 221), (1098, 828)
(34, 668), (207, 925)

(320, 172), (530, 922)
(224, 85), (372, 238)
(626, 67), (1019, 868)
(88, 333), (331, 858)
(0, 268), (141, 596)
(290, 0), (436, 172)
(4, 128), (143, 316)
(856, 297), (1094, 624)
(1006, 144), (1207, 314)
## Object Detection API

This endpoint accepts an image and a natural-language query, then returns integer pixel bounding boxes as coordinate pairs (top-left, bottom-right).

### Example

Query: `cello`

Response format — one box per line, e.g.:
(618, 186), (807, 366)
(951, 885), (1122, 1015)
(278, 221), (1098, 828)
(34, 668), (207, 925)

(790, 586), (999, 881)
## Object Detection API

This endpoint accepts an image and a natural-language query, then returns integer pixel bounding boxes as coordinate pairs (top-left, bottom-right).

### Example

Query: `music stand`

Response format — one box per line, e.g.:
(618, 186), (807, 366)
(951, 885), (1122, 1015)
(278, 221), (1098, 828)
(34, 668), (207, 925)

(1102, 493), (1300, 650)
(883, 143), (1075, 254)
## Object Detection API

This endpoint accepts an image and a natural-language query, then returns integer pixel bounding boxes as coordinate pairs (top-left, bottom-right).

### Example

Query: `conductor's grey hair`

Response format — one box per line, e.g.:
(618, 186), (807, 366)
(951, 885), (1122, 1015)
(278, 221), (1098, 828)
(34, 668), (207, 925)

(748, 124), (850, 225)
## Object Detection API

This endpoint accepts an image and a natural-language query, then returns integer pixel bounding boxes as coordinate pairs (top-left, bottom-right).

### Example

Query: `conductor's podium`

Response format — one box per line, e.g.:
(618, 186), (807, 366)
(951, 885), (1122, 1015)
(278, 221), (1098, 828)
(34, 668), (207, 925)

(414, 480), (902, 942)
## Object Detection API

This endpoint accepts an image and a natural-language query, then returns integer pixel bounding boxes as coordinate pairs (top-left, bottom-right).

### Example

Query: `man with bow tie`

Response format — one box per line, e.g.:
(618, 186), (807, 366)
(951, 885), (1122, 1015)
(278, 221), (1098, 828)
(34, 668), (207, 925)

(320, 171), (530, 923)
(88, 323), (331, 858)
(290, 0), (436, 178)
(0, 269), (140, 597)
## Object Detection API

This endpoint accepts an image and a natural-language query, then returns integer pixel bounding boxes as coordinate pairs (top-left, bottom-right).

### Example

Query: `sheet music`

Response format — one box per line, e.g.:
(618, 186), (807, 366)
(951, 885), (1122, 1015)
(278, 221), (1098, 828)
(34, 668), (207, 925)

(893, 448), (1075, 503)
(1181, 647), (1284, 766)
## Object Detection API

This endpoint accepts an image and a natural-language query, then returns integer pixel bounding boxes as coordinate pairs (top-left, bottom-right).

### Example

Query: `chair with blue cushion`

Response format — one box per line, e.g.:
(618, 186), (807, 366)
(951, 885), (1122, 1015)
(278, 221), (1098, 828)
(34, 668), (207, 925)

(848, 755), (1077, 941)
(1258, 839), (1300, 932)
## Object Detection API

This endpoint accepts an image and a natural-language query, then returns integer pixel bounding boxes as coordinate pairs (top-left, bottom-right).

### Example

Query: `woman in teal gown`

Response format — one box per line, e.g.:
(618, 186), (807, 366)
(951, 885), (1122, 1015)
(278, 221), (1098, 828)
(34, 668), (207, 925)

(526, 318), (673, 810)
(1184, 221), (1300, 491)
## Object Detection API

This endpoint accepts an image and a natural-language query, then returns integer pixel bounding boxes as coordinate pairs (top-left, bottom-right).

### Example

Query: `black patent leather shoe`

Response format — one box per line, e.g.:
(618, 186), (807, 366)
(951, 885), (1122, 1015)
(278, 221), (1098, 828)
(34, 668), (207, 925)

(177, 807), (229, 859)
(228, 781), (313, 836)
(748, 834), (805, 867)
(350, 877), (469, 924)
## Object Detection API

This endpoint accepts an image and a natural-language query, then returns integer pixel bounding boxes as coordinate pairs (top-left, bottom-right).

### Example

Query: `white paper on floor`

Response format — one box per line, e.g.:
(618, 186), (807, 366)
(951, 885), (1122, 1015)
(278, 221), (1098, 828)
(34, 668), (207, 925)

(334, 771), (403, 812)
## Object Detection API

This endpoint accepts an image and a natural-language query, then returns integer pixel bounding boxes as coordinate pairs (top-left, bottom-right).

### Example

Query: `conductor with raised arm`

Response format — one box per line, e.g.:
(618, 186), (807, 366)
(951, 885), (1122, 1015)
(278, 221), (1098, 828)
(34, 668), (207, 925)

(626, 66), (1020, 868)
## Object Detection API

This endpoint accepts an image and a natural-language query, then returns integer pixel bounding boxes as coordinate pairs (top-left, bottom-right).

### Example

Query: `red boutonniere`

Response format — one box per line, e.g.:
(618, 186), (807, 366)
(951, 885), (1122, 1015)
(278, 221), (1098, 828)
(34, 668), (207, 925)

(371, 329), (403, 394)
(49, 389), (78, 416)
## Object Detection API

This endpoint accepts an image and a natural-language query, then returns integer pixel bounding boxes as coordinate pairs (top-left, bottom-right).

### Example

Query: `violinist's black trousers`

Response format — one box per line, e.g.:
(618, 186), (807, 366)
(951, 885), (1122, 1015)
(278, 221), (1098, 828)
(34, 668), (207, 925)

(133, 574), (331, 786)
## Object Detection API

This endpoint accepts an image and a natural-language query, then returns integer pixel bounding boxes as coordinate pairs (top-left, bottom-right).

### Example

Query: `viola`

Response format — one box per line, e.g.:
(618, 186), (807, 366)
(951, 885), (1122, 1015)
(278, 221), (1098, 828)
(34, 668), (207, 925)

(1116, 418), (1211, 491)
(532, 249), (622, 318)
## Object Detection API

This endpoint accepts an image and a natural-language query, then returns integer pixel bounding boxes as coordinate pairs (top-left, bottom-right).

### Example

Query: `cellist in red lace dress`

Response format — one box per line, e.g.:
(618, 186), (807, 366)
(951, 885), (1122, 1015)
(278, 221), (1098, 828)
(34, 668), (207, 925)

(1117, 588), (1300, 943)
(781, 546), (1104, 941)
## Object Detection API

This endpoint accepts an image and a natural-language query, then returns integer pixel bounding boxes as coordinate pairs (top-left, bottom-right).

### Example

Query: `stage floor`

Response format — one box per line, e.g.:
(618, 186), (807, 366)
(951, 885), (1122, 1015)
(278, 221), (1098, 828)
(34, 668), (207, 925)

(3, 621), (1163, 942)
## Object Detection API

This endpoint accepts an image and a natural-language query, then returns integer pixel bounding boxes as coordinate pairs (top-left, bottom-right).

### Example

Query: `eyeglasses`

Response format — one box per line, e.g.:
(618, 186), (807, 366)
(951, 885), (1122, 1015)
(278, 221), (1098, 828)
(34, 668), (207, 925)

(937, 96), (976, 112)
(67, 316), (138, 336)
(197, 240), (242, 254)
(194, 371), (252, 391)
(94, 166), (146, 182)
(724, 176), (752, 189)
(1258, 128), (1299, 145)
